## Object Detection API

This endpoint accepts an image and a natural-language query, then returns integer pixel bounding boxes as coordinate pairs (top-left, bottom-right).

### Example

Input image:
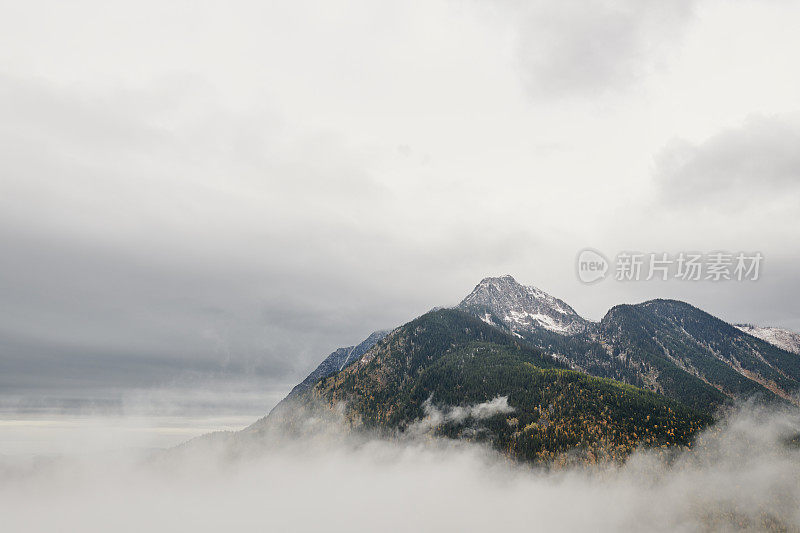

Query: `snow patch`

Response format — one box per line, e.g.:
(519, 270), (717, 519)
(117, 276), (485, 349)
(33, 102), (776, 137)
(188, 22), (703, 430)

(736, 324), (800, 355)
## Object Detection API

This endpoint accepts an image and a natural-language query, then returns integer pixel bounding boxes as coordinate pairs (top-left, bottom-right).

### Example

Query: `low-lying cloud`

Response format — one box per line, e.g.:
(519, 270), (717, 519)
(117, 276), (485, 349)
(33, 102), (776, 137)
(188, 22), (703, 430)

(1, 402), (798, 532)
(408, 395), (515, 435)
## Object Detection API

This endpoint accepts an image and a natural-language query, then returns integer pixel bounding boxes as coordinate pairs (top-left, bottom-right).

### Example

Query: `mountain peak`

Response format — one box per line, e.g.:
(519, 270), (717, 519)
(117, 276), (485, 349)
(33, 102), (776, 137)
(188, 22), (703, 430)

(458, 275), (588, 335)
(471, 275), (548, 299)
(479, 274), (519, 283)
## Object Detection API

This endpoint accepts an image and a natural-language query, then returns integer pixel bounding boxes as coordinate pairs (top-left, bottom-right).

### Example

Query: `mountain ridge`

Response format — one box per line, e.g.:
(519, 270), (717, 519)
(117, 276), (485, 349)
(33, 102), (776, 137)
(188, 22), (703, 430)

(255, 308), (711, 464)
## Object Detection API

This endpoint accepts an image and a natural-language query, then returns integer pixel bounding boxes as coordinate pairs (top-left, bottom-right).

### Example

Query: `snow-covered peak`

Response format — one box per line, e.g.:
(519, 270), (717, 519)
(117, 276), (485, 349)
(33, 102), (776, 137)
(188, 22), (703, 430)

(458, 275), (588, 335)
(735, 324), (800, 355)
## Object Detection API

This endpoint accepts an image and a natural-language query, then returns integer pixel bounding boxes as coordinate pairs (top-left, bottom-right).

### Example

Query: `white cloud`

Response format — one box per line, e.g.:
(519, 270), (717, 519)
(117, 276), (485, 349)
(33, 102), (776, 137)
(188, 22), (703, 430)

(408, 396), (516, 435)
(1, 403), (798, 532)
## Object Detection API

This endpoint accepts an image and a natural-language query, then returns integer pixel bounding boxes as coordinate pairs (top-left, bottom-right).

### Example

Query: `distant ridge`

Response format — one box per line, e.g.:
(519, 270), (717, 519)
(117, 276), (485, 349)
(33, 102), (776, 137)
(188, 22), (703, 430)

(281, 330), (390, 403)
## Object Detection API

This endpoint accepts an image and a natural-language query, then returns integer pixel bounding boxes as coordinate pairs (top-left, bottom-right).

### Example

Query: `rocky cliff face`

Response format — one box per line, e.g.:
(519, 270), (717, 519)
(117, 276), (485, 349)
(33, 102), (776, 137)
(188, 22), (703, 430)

(457, 275), (589, 335)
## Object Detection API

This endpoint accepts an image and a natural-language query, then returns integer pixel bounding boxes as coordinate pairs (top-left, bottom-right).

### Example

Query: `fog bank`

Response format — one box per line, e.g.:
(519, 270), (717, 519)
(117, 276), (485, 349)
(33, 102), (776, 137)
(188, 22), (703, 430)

(1, 403), (798, 532)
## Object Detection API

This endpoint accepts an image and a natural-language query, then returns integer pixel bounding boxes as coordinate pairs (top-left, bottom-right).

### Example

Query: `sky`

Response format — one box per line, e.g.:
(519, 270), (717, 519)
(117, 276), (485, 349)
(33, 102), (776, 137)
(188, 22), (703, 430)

(1, 0), (799, 426)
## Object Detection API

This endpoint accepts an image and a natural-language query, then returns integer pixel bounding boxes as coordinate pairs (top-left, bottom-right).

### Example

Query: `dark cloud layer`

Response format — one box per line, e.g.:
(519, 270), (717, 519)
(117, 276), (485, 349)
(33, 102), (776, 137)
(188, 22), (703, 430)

(656, 114), (800, 206)
(0, 74), (544, 403)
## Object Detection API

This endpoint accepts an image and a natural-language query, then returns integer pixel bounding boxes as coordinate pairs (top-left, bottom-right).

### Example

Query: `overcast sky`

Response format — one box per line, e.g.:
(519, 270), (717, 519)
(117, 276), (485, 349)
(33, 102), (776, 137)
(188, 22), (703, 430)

(1, 0), (799, 410)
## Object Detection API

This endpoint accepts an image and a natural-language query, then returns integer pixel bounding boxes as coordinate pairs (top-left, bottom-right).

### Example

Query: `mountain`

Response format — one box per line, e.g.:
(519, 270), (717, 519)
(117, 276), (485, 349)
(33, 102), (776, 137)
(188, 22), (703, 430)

(255, 309), (710, 464)
(458, 275), (589, 335)
(735, 324), (800, 355)
(454, 276), (800, 412)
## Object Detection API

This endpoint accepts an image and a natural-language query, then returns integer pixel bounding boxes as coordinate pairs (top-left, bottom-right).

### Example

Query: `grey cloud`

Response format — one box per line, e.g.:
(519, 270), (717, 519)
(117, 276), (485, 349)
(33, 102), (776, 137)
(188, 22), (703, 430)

(2, 0), (799, 422)
(513, 0), (695, 98)
(656, 114), (800, 206)
(0, 76), (384, 397)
